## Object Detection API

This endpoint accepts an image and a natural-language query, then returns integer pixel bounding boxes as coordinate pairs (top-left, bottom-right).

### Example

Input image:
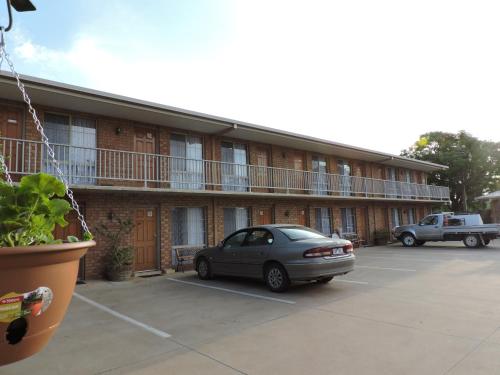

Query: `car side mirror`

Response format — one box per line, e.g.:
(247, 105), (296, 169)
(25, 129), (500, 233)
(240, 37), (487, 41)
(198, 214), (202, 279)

(267, 238), (274, 244)
(217, 240), (224, 249)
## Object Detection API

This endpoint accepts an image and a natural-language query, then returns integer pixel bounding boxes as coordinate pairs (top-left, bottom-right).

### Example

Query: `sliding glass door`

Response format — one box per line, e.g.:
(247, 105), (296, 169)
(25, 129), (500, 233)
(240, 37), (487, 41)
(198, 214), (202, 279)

(221, 142), (248, 191)
(170, 134), (204, 190)
(44, 113), (96, 185)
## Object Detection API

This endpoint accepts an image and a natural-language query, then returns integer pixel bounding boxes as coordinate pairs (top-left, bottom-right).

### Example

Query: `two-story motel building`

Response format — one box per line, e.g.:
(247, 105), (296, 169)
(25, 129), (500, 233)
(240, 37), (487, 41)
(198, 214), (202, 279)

(0, 72), (449, 279)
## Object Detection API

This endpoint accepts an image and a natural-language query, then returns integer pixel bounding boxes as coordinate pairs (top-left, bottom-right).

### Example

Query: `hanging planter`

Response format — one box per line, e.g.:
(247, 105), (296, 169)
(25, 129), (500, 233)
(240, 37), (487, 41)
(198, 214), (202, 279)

(0, 241), (95, 366)
(0, 174), (95, 366)
(0, 7), (96, 365)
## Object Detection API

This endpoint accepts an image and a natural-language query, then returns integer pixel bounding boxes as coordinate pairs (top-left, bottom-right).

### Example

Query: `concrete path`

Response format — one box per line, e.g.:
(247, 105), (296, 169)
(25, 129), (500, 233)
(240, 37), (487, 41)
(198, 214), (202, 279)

(3, 240), (500, 374)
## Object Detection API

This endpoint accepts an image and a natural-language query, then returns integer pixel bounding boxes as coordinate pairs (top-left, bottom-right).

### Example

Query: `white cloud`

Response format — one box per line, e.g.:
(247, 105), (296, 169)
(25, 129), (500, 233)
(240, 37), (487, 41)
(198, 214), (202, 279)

(5, 0), (500, 155)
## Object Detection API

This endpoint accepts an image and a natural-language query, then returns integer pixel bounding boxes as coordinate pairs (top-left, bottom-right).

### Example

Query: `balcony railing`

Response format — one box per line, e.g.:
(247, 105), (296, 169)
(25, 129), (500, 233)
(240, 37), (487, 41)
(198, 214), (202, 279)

(0, 137), (450, 201)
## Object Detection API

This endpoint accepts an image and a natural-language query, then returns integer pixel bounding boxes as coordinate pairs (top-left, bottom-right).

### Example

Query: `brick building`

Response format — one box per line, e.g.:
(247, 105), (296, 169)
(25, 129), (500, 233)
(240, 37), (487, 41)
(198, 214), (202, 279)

(0, 72), (450, 279)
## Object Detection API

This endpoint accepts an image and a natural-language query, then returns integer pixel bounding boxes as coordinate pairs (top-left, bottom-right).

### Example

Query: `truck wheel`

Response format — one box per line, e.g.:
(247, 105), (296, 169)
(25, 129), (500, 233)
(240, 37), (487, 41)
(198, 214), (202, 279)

(415, 240), (426, 246)
(401, 233), (416, 247)
(463, 234), (480, 248)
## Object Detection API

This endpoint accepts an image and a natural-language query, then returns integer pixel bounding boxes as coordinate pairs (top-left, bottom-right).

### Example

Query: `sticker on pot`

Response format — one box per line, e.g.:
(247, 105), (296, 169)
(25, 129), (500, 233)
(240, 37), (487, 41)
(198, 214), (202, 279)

(0, 287), (53, 323)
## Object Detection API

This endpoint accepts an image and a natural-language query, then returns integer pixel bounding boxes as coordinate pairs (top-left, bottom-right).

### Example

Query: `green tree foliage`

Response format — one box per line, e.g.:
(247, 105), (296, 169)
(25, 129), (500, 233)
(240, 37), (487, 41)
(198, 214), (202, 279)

(401, 131), (500, 212)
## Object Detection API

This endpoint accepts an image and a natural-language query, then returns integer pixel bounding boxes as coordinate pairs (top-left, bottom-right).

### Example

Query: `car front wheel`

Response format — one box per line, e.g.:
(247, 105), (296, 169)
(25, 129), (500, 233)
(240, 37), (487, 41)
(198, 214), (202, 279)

(197, 257), (212, 280)
(264, 263), (290, 293)
(401, 233), (416, 247)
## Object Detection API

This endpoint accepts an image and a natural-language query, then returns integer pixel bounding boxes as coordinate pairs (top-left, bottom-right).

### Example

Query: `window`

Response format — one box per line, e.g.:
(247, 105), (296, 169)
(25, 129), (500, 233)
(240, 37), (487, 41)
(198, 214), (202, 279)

(279, 226), (327, 241)
(223, 230), (248, 249)
(171, 207), (206, 247)
(420, 215), (438, 226)
(44, 113), (96, 185)
(404, 170), (413, 183)
(244, 229), (274, 246)
(221, 142), (248, 191)
(386, 167), (401, 197)
(223, 207), (251, 237)
(341, 208), (357, 234)
(391, 208), (402, 227)
(314, 208), (332, 235)
(407, 208), (416, 224)
(312, 155), (328, 195)
(170, 134), (204, 190)
(337, 160), (352, 196)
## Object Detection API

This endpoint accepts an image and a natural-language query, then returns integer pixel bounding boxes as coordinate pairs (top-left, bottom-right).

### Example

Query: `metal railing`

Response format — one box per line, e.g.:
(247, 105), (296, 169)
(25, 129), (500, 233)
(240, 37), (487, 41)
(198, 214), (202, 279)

(0, 137), (450, 201)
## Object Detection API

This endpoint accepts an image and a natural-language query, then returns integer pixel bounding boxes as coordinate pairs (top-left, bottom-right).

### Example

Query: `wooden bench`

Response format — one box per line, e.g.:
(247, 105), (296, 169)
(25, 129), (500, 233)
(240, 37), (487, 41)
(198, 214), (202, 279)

(342, 233), (367, 248)
(174, 246), (202, 272)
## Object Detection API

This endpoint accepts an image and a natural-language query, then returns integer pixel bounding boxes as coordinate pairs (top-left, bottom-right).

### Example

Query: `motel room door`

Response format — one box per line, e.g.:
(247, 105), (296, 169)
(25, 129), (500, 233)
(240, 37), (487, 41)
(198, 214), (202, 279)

(53, 207), (86, 281)
(0, 106), (22, 177)
(298, 208), (307, 226)
(133, 208), (158, 271)
(134, 128), (157, 186)
(257, 208), (273, 225)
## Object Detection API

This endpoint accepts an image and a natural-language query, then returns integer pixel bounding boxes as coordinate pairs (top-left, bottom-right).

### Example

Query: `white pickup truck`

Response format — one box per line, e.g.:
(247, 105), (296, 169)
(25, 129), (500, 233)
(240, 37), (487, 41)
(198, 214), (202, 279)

(393, 213), (500, 248)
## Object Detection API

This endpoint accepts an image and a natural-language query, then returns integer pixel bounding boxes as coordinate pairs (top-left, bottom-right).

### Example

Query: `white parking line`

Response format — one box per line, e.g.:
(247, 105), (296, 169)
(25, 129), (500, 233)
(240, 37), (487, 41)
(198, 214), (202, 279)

(359, 255), (437, 263)
(166, 278), (296, 305)
(335, 279), (369, 285)
(73, 292), (171, 339)
(355, 265), (416, 272)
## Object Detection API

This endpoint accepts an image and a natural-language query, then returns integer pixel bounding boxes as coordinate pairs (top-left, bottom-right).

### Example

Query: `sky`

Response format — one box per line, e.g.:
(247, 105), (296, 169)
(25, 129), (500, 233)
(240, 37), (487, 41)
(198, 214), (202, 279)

(1, 0), (499, 155)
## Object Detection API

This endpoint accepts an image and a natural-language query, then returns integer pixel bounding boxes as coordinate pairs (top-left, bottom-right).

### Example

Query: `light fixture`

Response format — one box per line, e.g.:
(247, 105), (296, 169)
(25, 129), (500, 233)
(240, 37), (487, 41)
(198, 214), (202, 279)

(1, 0), (36, 32)
(10, 0), (36, 12)
(115, 127), (122, 135)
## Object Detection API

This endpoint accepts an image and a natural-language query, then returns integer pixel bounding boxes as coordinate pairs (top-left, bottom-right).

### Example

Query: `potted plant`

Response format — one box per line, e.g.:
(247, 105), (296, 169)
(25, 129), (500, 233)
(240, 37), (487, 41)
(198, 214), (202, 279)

(96, 218), (135, 281)
(0, 172), (95, 366)
(373, 229), (390, 246)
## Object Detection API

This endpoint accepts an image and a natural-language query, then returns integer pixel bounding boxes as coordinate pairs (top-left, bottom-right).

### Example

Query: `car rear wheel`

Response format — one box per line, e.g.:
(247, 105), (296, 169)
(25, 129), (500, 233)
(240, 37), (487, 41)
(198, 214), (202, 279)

(197, 257), (212, 280)
(264, 263), (290, 293)
(316, 276), (334, 284)
(401, 233), (416, 247)
(463, 234), (480, 248)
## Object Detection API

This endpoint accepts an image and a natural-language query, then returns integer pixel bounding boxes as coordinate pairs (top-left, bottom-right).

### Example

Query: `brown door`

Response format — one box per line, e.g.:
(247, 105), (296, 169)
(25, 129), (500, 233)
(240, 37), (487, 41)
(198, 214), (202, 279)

(258, 208), (272, 225)
(0, 106), (22, 177)
(53, 206), (86, 280)
(255, 147), (269, 191)
(298, 208), (307, 226)
(133, 208), (158, 271)
(288, 151), (305, 192)
(134, 128), (156, 184)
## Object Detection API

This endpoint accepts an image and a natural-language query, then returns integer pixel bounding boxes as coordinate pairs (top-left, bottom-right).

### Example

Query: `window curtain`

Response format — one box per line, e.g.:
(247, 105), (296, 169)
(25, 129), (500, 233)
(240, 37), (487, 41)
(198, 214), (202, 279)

(315, 208), (331, 235)
(223, 207), (249, 237)
(70, 117), (96, 185)
(170, 134), (204, 190)
(43, 114), (96, 185)
(341, 208), (357, 234)
(312, 156), (328, 195)
(391, 208), (401, 227)
(338, 160), (352, 196)
(222, 142), (248, 191)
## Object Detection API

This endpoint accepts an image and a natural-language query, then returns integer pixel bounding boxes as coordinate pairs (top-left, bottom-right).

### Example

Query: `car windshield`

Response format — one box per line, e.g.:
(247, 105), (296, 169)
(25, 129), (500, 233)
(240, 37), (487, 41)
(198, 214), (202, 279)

(278, 226), (327, 241)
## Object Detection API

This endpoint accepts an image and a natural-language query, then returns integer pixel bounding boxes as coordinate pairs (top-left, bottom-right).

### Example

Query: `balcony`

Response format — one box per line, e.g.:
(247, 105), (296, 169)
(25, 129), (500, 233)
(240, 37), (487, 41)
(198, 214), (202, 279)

(0, 137), (450, 202)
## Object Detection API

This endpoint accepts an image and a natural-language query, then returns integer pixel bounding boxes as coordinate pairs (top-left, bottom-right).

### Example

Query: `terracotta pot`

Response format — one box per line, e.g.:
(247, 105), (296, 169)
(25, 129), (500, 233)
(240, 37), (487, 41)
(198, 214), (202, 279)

(106, 264), (134, 282)
(0, 240), (95, 366)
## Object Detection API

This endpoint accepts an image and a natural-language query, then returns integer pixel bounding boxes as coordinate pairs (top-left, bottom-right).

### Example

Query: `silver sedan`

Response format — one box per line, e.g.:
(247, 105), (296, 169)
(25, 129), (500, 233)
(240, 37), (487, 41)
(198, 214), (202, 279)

(194, 225), (355, 292)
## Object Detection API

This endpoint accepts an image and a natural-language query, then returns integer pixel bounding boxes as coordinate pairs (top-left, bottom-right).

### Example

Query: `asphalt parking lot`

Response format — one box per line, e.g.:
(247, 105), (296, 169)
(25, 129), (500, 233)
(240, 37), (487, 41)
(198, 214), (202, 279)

(4, 241), (500, 375)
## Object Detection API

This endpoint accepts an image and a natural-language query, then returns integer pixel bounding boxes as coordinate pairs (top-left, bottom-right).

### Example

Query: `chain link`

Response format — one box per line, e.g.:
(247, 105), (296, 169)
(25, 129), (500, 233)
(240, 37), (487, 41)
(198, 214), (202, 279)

(0, 40), (91, 236)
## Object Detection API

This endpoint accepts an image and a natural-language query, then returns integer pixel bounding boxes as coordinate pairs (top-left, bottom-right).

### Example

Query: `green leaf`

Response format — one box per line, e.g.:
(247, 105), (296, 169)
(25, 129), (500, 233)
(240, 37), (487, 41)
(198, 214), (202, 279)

(67, 235), (79, 243)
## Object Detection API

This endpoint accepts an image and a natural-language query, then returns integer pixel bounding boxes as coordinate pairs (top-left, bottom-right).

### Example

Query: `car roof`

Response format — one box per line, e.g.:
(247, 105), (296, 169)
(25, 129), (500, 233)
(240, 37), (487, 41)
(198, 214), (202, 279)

(246, 224), (305, 230)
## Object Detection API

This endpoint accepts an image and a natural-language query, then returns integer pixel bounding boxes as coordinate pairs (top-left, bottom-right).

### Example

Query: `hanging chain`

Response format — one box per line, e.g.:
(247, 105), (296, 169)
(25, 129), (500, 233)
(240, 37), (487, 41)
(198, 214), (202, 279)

(0, 31), (92, 237)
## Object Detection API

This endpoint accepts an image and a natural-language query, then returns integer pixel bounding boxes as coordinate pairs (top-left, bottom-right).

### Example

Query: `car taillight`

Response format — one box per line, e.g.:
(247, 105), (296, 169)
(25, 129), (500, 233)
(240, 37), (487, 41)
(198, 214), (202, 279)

(303, 247), (333, 258)
(343, 243), (353, 254)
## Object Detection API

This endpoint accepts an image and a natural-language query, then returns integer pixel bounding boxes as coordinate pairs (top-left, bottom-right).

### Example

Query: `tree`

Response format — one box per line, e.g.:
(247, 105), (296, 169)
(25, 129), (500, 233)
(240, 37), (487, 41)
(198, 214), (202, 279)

(401, 131), (500, 212)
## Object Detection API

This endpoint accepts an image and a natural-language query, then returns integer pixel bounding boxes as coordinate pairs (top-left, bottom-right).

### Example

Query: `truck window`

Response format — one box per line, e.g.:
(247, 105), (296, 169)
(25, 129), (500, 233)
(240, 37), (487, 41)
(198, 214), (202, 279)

(420, 215), (438, 226)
